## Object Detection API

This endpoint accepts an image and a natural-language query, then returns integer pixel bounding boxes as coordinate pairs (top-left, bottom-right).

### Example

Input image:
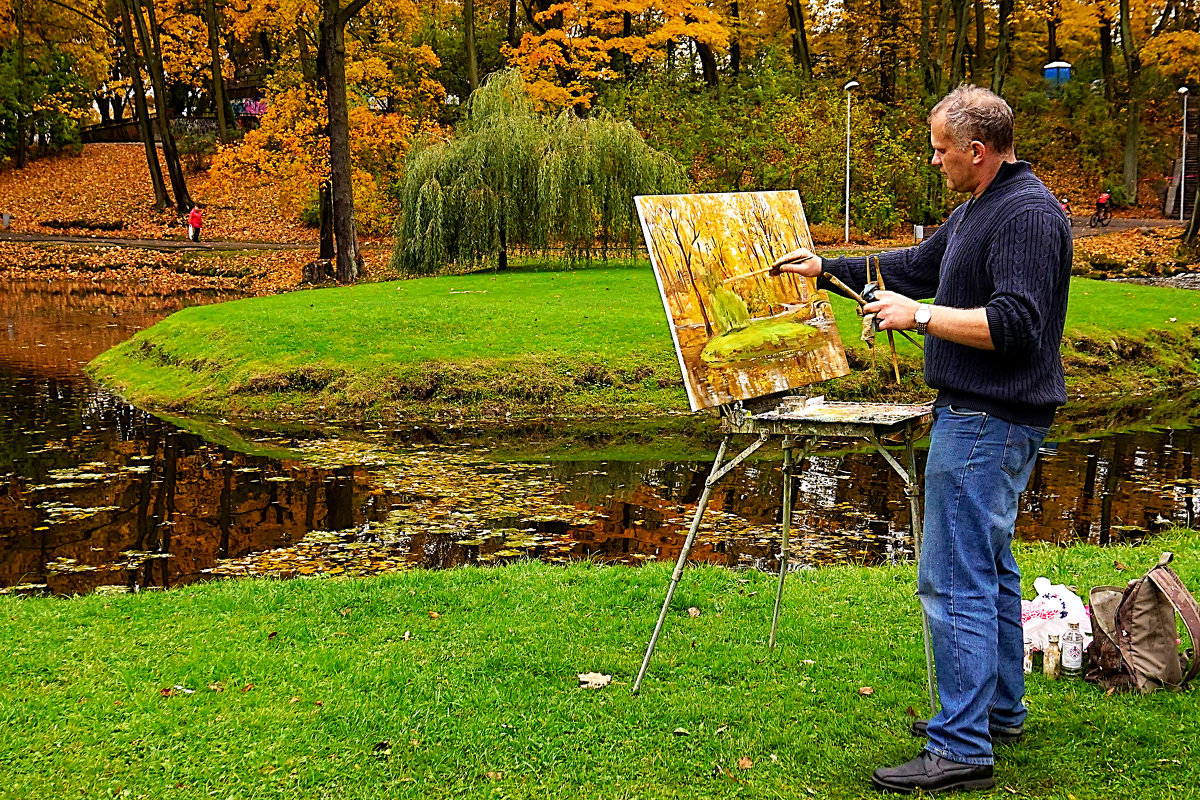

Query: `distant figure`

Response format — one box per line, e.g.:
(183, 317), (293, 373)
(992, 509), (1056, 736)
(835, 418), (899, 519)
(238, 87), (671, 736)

(1058, 197), (1071, 216)
(1096, 191), (1111, 214)
(187, 206), (203, 242)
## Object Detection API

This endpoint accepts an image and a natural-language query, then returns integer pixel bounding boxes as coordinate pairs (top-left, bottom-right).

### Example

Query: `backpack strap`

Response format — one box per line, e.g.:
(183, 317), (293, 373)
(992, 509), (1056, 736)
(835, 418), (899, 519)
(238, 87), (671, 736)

(1145, 552), (1200, 687)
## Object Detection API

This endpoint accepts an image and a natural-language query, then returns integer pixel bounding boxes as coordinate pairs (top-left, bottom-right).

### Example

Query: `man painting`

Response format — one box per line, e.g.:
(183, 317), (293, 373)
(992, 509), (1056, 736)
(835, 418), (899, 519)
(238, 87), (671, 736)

(772, 85), (1072, 793)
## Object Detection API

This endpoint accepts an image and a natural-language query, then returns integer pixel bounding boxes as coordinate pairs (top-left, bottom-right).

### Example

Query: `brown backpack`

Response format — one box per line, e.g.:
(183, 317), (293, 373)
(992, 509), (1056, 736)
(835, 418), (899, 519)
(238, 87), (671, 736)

(1085, 552), (1200, 693)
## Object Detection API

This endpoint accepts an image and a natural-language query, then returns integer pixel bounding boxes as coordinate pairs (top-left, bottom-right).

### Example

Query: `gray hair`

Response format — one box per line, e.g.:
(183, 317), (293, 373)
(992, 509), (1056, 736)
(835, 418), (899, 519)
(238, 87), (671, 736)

(930, 85), (1014, 155)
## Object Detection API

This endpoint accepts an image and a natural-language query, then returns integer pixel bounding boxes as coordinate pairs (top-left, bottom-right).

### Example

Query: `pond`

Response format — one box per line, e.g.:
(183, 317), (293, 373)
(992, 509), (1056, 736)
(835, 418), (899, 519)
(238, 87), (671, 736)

(2, 278), (1198, 596)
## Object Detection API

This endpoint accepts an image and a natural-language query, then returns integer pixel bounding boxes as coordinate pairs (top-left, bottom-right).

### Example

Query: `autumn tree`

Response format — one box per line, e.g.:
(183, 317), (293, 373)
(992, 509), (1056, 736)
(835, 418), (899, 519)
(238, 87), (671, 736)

(392, 68), (686, 275)
(0, 0), (109, 166)
(210, 0), (442, 271)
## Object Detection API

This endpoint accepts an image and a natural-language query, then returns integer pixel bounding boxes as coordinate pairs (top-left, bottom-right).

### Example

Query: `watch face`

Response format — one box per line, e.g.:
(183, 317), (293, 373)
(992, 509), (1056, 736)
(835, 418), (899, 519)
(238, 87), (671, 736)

(915, 305), (931, 324)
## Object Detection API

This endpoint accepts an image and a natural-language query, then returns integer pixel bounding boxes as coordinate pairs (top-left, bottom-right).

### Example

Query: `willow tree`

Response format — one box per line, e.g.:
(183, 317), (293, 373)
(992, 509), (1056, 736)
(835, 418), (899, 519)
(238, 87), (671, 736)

(392, 69), (687, 276)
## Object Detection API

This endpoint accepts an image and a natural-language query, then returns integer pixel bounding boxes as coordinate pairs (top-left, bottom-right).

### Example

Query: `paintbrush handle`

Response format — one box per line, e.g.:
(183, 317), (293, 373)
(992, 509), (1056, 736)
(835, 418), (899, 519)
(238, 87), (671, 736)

(719, 266), (774, 284)
(822, 273), (868, 306)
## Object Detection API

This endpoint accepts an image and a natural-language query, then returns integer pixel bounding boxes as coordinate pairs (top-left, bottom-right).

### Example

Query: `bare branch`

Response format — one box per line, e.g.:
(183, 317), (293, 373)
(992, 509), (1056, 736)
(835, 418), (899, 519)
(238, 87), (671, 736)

(336, 0), (372, 28)
(41, 0), (115, 35)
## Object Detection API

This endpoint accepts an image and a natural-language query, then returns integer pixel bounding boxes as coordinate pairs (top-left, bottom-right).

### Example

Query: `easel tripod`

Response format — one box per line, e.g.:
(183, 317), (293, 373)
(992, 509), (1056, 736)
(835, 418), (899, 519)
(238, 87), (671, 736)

(631, 398), (939, 718)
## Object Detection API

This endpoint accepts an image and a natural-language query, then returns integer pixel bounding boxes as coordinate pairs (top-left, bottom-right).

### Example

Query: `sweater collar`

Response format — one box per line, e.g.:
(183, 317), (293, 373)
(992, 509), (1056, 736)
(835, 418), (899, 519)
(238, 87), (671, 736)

(980, 160), (1031, 197)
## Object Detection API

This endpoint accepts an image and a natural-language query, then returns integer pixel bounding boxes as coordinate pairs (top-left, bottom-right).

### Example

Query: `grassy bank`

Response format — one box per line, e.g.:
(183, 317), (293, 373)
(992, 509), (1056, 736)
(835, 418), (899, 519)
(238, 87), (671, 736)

(3, 532), (1198, 799)
(87, 264), (1200, 423)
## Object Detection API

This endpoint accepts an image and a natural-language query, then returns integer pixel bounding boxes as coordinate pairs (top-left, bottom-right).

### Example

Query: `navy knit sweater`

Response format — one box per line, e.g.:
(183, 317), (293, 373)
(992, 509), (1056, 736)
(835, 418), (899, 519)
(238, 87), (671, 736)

(821, 160), (1072, 427)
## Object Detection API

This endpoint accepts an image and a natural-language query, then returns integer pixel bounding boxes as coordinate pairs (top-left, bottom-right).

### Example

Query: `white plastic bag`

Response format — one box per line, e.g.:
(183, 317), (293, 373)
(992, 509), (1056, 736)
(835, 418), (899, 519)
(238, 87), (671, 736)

(1021, 577), (1092, 651)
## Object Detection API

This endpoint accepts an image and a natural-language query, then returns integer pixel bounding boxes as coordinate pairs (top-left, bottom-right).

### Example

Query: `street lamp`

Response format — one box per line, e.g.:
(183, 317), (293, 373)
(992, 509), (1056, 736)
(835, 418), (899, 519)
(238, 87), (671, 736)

(1180, 86), (1189, 223)
(843, 80), (860, 244)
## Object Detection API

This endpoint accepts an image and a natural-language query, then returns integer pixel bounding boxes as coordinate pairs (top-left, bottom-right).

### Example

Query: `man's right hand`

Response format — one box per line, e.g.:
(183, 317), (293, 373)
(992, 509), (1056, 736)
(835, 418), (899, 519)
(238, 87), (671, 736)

(770, 247), (823, 277)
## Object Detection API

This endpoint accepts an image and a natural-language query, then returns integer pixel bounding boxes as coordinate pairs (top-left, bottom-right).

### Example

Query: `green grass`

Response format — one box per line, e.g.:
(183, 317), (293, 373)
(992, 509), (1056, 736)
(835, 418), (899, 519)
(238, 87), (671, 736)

(87, 263), (1200, 422)
(3, 532), (1198, 799)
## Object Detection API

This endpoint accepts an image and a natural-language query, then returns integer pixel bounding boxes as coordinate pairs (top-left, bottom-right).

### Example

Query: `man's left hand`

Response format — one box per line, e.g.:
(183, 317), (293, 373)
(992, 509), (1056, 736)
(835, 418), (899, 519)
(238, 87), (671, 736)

(863, 291), (920, 331)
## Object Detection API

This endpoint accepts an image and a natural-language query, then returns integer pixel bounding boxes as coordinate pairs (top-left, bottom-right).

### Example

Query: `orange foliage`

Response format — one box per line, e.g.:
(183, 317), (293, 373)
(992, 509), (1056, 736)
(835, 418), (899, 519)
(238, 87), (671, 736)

(505, 0), (730, 110)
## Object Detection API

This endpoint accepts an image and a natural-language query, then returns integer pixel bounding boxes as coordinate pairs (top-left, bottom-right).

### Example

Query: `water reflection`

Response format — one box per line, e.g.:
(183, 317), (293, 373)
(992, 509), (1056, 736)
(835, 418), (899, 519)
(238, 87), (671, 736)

(1, 278), (1198, 596)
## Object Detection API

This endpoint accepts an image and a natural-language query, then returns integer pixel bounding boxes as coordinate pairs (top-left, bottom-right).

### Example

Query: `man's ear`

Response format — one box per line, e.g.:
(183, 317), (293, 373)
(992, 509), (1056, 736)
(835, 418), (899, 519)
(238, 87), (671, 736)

(970, 140), (986, 163)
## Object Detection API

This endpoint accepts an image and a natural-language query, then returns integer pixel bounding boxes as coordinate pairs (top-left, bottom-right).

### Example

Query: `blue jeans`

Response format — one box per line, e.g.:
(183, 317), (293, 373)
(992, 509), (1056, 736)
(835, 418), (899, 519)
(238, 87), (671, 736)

(919, 406), (1047, 765)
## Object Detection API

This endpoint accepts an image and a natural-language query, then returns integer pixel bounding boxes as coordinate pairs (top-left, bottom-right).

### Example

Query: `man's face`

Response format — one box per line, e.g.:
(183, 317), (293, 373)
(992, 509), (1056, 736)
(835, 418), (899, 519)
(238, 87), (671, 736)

(930, 113), (979, 194)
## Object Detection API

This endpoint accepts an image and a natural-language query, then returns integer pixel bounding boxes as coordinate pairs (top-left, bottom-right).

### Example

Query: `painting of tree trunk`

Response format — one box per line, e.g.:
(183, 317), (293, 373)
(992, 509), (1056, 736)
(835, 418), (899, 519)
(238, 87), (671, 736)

(635, 191), (850, 412)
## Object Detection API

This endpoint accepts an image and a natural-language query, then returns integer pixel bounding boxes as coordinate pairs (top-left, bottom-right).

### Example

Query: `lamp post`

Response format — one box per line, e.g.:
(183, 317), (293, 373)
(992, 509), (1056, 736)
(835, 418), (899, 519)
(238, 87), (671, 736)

(1180, 86), (1189, 223)
(843, 80), (860, 244)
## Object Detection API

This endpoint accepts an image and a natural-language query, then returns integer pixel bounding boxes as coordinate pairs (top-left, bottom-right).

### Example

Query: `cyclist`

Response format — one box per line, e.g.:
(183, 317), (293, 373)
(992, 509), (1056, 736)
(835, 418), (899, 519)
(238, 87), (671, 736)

(1089, 191), (1113, 227)
(1058, 197), (1071, 216)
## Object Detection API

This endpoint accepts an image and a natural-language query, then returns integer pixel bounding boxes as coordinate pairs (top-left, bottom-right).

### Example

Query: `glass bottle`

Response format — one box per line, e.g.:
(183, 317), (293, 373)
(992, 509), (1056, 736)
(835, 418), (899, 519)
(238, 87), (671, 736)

(1062, 621), (1085, 677)
(1043, 634), (1062, 680)
(1023, 636), (1034, 674)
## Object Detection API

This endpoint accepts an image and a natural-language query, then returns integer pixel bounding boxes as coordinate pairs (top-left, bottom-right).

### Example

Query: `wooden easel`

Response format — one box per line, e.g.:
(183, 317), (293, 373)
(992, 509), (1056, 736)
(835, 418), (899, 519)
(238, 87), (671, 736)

(631, 397), (939, 717)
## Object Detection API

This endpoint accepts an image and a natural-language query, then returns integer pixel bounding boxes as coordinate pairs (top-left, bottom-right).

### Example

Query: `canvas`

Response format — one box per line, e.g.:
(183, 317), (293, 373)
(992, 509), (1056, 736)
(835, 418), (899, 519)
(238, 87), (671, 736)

(635, 191), (850, 411)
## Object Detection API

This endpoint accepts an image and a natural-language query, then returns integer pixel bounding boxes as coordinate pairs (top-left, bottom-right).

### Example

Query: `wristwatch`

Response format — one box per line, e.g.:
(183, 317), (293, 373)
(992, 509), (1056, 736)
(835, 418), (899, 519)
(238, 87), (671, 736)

(915, 304), (931, 336)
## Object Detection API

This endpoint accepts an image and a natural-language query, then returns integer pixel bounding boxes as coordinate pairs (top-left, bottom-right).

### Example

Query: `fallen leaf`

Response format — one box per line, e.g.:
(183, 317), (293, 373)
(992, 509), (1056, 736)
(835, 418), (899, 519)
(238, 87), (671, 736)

(208, 683), (224, 692)
(1114, 560), (1127, 571)
(429, 611), (440, 619)
(737, 757), (753, 770)
(578, 672), (611, 689)
(858, 686), (874, 696)
(403, 631), (412, 641)
(486, 771), (503, 780)
(242, 684), (255, 692)
(687, 607), (701, 617)
(160, 687), (174, 697)
(289, 696), (300, 704)
(673, 728), (690, 737)
(268, 631), (278, 640)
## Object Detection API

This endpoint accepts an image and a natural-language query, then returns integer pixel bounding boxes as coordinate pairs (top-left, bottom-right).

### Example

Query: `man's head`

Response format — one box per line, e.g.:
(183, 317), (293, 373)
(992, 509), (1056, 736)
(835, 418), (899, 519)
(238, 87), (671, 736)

(928, 85), (1015, 195)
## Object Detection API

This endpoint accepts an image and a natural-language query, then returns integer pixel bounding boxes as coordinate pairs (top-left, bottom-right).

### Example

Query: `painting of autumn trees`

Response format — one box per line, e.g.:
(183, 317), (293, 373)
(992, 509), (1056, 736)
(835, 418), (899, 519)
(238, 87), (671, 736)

(637, 191), (849, 411)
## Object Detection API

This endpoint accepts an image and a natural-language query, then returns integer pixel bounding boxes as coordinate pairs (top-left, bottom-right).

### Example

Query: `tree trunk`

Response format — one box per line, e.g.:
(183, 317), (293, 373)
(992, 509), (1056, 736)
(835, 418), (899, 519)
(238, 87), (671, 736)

(1099, 14), (1116, 103)
(205, 0), (230, 144)
(973, 0), (985, 80)
(878, 0), (899, 103)
(730, 0), (741, 76)
(319, 178), (334, 259)
(321, 0), (370, 283)
(1047, 0), (1060, 62)
(947, 0), (971, 89)
(935, 0), (952, 93)
(920, 0), (935, 96)
(622, 11), (632, 79)
(1119, 0), (1141, 201)
(118, 0), (171, 209)
(15, 0), (26, 169)
(991, 0), (1011, 94)
(695, 40), (718, 86)
(786, 0), (813, 79)
(507, 0), (518, 46)
(465, 0), (479, 92)
(130, 0), (193, 211)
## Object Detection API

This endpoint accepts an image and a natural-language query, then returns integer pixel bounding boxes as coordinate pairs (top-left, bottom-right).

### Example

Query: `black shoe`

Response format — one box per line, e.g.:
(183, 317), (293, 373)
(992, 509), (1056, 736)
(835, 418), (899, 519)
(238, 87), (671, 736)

(871, 750), (994, 794)
(909, 718), (1024, 745)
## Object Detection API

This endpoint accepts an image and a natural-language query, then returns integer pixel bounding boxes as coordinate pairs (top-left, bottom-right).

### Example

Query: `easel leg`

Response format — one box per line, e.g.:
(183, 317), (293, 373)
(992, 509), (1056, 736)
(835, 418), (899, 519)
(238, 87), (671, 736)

(905, 432), (938, 717)
(632, 436), (730, 695)
(770, 439), (806, 649)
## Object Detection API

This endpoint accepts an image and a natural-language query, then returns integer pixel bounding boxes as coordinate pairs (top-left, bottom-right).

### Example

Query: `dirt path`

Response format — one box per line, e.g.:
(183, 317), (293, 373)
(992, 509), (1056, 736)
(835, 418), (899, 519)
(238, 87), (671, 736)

(1069, 216), (1180, 238)
(0, 231), (311, 251)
